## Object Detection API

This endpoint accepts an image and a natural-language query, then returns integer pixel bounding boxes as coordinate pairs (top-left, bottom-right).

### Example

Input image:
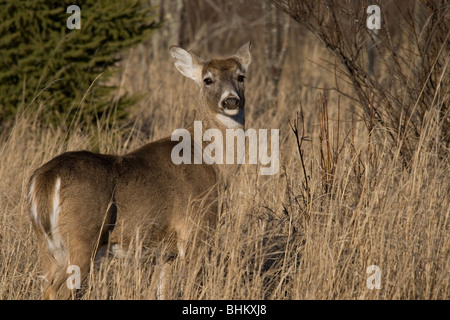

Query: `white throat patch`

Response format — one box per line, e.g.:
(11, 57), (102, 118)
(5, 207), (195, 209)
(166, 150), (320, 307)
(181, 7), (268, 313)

(216, 109), (245, 129)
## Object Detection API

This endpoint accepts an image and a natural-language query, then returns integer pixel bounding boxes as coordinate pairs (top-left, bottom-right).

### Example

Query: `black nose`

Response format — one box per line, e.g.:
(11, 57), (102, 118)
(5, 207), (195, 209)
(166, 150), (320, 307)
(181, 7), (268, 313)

(222, 97), (240, 109)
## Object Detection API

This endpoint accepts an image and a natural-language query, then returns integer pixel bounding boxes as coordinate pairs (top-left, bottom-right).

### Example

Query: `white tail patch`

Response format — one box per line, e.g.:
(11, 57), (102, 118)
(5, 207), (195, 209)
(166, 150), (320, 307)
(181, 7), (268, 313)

(46, 178), (65, 263)
(51, 178), (61, 231)
(28, 178), (39, 224)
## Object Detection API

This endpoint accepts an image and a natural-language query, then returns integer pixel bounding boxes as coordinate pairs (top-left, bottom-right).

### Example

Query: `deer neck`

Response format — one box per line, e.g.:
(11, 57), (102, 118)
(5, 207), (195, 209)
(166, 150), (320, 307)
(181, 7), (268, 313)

(184, 98), (245, 184)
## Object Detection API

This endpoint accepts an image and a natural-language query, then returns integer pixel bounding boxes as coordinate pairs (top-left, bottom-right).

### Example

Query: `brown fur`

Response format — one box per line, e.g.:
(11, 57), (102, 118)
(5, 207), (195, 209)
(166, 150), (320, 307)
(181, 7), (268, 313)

(28, 43), (252, 299)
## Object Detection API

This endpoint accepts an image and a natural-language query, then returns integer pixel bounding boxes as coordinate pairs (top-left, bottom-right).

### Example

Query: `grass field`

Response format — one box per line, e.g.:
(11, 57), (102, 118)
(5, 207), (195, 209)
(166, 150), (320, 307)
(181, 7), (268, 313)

(0, 1), (448, 300)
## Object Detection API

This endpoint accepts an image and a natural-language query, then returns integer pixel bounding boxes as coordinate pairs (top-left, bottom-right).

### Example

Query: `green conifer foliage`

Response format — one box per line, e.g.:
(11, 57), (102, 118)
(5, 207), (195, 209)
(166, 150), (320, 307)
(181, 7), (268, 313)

(0, 0), (158, 126)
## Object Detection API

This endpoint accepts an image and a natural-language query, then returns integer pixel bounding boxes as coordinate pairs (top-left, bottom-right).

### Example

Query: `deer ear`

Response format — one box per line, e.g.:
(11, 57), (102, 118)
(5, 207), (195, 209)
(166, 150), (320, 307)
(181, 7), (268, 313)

(170, 46), (203, 84)
(231, 41), (252, 72)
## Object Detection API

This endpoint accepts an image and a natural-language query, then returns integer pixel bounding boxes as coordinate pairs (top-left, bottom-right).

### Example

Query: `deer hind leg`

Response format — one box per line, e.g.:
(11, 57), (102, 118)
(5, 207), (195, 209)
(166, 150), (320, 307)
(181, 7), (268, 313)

(29, 175), (115, 299)
(39, 236), (99, 300)
(41, 219), (113, 299)
(29, 176), (70, 299)
(52, 187), (116, 299)
(39, 239), (68, 300)
(35, 207), (99, 299)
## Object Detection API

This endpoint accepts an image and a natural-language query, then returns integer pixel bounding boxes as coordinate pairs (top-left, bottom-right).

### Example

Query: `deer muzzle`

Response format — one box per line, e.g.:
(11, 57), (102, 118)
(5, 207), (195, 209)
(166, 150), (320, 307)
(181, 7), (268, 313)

(222, 96), (240, 110)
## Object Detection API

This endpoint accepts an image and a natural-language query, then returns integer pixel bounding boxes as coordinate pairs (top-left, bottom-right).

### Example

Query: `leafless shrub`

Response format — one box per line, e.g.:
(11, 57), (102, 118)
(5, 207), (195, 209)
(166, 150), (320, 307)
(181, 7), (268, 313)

(272, 0), (449, 161)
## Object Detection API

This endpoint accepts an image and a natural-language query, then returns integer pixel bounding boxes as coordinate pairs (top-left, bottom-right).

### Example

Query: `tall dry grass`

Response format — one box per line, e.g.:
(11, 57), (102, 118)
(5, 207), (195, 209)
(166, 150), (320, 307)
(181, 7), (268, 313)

(0, 2), (448, 299)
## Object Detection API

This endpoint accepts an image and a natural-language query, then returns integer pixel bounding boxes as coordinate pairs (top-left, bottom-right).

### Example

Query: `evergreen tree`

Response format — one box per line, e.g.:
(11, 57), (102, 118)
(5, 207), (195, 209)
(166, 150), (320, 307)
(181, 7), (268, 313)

(0, 0), (158, 126)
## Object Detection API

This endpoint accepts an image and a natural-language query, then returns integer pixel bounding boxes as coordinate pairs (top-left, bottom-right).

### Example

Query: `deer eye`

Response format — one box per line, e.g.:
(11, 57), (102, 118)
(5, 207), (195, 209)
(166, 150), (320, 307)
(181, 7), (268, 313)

(237, 75), (246, 83)
(203, 78), (213, 85)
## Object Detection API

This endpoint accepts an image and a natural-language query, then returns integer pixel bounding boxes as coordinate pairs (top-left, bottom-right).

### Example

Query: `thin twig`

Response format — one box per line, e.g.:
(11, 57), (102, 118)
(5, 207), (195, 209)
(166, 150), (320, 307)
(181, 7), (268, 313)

(288, 106), (310, 193)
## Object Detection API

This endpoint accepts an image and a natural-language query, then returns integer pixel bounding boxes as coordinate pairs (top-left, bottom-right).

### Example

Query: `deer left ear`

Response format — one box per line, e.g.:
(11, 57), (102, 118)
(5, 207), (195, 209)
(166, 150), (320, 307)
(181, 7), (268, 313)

(170, 45), (204, 84)
(231, 41), (252, 73)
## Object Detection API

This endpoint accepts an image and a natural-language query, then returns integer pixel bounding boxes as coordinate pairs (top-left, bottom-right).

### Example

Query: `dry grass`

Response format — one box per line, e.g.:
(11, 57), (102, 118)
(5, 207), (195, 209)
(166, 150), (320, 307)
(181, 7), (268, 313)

(0, 4), (448, 300)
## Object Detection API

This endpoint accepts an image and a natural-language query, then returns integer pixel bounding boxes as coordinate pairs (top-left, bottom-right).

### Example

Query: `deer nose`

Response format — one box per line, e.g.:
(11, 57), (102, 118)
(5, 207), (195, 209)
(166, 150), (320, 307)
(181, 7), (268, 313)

(222, 96), (240, 109)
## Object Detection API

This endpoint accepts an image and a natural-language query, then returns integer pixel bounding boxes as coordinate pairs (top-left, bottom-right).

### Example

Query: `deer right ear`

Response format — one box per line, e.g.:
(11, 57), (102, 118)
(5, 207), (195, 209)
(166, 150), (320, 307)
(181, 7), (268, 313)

(231, 41), (252, 73)
(170, 46), (203, 84)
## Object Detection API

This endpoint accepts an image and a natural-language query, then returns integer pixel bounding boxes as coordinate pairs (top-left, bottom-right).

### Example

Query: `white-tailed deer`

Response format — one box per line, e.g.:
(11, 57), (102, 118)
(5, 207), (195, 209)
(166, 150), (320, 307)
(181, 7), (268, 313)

(28, 42), (252, 299)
